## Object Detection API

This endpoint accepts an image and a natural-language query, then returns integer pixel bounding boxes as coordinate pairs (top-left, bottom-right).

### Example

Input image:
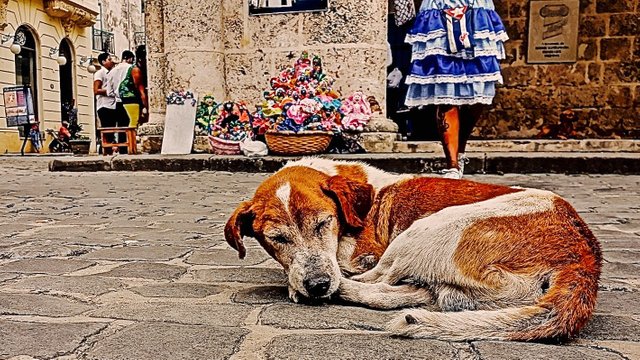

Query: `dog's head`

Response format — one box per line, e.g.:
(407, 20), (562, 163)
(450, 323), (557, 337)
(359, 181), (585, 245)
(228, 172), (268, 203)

(225, 166), (373, 300)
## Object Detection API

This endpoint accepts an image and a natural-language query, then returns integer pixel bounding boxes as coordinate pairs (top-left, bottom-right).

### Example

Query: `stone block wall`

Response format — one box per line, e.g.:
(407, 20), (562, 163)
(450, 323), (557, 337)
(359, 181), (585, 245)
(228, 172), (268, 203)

(481, 0), (639, 139)
(222, 0), (388, 109)
(145, 0), (637, 139)
(145, 0), (387, 124)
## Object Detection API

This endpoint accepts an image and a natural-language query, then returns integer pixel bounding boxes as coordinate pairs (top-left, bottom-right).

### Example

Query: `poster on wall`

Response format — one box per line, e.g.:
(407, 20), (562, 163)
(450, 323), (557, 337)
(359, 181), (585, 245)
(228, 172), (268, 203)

(249, 0), (328, 15)
(527, 0), (579, 63)
(3, 86), (36, 127)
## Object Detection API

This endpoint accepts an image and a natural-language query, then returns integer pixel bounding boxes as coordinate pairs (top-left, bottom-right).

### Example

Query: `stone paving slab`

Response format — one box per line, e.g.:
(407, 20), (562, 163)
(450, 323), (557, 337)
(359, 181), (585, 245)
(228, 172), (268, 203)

(0, 275), (126, 297)
(0, 320), (107, 359)
(83, 322), (249, 360)
(581, 315), (640, 341)
(88, 303), (253, 326)
(0, 258), (96, 275)
(96, 262), (187, 280)
(186, 249), (271, 266)
(265, 334), (455, 360)
(0, 293), (94, 317)
(471, 341), (625, 359)
(596, 291), (640, 316)
(232, 286), (289, 305)
(80, 245), (191, 261)
(128, 282), (225, 298)
(191, 268), (287, 285)
(260, 304), (395, 331)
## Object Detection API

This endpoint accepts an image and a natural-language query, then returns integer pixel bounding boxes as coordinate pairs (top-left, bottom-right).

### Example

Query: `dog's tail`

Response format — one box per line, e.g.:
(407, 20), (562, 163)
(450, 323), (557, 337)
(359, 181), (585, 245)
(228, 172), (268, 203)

(390, 261), (600, 341)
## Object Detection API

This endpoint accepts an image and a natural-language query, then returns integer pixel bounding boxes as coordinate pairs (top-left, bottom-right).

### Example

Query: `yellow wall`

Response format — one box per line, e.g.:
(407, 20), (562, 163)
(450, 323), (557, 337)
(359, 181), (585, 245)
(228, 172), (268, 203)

(0, 0), (97, 154)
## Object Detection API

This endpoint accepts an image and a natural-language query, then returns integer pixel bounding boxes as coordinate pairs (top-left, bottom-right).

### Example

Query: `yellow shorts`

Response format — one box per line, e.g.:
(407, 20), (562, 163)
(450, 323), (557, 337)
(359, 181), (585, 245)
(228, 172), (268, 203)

(123, 103), (140, 128)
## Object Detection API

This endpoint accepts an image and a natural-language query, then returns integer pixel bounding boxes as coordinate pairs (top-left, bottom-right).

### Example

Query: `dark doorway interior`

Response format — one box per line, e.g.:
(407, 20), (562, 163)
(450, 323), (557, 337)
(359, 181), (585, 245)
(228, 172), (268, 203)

(14, 26), (38, 128)
(59, 38), (74, 123)
(387, 0), (439, 140)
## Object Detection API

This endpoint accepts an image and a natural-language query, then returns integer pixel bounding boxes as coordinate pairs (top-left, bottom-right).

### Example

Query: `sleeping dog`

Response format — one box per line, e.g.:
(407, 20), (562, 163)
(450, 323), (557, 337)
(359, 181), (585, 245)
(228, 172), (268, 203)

(225, 159), (601, 341)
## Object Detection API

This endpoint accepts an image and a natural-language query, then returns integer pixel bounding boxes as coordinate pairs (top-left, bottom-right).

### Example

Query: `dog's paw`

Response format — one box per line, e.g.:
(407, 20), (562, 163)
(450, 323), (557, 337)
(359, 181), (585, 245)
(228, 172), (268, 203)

(352, 253), (378, 272)
(288, 286), (300, 303)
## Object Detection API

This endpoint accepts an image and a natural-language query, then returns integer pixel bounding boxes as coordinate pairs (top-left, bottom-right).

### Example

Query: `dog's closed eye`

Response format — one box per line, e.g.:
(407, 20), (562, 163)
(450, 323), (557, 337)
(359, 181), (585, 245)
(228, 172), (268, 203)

(315, 216), (333, 235)
(271, 235), (291, 245)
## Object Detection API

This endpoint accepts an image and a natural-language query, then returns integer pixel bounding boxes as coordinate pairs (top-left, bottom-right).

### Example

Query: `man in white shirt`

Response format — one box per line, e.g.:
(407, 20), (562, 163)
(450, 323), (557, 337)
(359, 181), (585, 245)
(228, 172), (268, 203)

(93, 52), (116, 127)
(106, 50), (135, 125)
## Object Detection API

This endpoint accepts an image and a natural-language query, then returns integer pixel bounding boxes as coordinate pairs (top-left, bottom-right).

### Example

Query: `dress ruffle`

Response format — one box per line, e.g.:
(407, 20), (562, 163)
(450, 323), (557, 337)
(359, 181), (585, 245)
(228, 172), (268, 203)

(405, 8), (508, 47)
(405, 82), (497, 106)
(410, 37), (505, 61)
(404, 0), (507, 107)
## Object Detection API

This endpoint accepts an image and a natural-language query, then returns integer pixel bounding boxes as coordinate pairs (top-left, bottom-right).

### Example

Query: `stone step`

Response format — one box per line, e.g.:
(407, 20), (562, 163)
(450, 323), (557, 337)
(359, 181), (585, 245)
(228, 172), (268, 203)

(49, 152), (640, 174)
(393, 139), (640, 153)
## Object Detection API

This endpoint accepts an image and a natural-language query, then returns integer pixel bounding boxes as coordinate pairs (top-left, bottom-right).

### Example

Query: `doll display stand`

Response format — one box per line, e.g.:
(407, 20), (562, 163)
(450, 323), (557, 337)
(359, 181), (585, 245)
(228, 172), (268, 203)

(161, 92), (199, 155)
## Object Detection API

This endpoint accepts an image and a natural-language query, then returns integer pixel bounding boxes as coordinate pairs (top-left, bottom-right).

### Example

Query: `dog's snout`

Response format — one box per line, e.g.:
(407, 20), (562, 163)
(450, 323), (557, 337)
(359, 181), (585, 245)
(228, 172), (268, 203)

(303, 276), (331, 297)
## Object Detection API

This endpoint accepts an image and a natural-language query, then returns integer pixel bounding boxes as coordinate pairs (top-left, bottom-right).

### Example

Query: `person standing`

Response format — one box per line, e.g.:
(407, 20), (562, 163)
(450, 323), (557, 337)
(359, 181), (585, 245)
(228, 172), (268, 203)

(93, 52), (117, 127)
(106, 50), (136, 127)
(117, 45), (149, 127)
(404, 0), (508, 179)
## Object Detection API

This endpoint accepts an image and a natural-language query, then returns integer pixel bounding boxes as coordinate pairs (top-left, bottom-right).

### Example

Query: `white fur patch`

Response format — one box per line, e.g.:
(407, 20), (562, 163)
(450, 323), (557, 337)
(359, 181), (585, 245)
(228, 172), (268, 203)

(284, 157), (413, 192)
(369, 189), (559, 288)
(276, 182), (291, 216)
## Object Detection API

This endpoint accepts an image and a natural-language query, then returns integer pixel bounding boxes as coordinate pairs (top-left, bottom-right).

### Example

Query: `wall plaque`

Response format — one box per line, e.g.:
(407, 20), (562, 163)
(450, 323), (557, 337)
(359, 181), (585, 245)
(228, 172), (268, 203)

(527, 0), (579, 63)
(249, 0), (328, 15)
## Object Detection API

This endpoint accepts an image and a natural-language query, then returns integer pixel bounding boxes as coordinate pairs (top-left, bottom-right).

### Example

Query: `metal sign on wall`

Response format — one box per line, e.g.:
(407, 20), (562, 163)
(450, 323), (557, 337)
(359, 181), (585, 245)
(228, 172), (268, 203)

(249, 0), (328, 15)
(527, 0), (580, 63)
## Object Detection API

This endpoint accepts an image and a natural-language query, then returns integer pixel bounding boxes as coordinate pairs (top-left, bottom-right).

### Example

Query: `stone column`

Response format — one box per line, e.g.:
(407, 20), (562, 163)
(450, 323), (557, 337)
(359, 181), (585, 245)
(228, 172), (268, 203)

(139, 0), (167, 152)
(141, 0), (225, 153)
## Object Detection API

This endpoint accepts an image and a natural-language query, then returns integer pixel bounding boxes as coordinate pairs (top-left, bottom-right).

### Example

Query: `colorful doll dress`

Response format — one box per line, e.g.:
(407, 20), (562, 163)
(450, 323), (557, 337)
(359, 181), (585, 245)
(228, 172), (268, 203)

(404, 0), (508, 106)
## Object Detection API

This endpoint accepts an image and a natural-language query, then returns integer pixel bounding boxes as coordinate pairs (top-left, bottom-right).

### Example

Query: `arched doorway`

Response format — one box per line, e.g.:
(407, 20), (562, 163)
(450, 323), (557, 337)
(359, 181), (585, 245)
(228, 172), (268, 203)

(59, 38), (75, 122)
(14, 25), (39, 124)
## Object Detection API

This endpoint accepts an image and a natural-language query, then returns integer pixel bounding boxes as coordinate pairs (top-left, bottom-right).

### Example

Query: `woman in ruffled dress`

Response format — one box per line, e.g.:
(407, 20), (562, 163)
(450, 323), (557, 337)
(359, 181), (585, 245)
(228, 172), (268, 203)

(405, 0), (508, 179)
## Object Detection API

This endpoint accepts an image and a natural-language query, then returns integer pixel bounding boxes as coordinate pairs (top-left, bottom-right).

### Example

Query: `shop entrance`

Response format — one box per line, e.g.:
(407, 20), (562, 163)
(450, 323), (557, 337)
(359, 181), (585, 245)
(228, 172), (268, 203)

(387, 0), (438, 140)
(14, 25), (39, 130)
(59, 38), (75, 123)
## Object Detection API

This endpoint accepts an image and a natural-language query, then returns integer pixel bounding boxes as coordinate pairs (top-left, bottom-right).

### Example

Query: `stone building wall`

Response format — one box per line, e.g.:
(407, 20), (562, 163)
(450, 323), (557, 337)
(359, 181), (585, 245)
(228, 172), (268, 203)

(144, 0), (387, 126)
(145, 0), (638, 139)
(483, 0), (639, 139)
(97, 0), (145, 56)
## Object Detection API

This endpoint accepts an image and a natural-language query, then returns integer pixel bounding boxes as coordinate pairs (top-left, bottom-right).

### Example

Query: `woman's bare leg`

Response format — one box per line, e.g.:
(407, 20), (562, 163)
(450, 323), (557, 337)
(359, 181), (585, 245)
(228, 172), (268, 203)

(437, 105), (460, 169)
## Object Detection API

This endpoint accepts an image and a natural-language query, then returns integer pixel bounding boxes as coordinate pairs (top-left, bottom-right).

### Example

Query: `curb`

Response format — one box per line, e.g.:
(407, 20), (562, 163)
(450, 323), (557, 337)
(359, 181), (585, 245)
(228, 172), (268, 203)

(48, 153), (640, 174)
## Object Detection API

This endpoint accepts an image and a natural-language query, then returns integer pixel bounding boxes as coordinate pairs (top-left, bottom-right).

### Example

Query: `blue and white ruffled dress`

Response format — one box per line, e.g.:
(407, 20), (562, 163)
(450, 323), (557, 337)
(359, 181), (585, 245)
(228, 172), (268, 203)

(404, 0), (508, 106)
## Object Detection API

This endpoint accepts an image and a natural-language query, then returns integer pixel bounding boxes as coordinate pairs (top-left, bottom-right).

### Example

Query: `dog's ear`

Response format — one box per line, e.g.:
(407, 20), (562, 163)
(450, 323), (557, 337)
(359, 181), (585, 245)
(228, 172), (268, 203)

(224, 201), (255, 259)
(322, 175), (374, 230)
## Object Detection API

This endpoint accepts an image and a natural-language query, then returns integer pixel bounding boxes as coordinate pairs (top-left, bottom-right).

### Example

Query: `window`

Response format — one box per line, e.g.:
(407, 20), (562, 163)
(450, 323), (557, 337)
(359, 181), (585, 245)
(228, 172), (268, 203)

(92, 27), (115, 54)
(14, 26), (39, 126)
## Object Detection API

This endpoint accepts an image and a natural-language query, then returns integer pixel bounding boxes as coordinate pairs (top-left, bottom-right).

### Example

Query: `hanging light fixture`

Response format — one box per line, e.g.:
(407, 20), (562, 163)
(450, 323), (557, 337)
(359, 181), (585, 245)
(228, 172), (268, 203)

(49, 47), (67, 66)
(2, 33), (24, 54)
(10, 43), (21, 55)
(11, 31), (26, 54)
(78, 55), (97, 73)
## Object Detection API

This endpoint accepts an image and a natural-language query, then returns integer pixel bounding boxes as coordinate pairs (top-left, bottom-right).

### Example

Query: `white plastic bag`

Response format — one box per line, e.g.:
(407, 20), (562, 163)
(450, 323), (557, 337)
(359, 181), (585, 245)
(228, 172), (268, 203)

(240, 138), (268, 157)
(387, 67), (403, 88)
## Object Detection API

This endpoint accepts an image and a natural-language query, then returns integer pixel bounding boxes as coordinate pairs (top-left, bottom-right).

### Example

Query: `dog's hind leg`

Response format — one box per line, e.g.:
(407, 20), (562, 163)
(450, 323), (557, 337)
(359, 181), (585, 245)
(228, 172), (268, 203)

(338, 278), (435, 310)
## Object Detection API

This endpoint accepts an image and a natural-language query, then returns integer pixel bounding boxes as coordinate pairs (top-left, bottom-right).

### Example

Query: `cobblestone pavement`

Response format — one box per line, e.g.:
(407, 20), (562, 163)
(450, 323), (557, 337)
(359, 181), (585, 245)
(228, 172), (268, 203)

(0, 157), (639, 360)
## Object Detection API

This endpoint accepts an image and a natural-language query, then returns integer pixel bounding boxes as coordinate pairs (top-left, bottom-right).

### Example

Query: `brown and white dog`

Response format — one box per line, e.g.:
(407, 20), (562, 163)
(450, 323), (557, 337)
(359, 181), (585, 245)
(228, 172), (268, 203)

(225, 159), (601, 341)
(224, 158), (410, 301)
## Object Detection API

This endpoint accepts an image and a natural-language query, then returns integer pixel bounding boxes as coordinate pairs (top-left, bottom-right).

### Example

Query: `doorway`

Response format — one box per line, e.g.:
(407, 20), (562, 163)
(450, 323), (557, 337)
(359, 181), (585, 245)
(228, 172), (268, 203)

(14, 25), (39, 138)
(59, 38), (75, 123)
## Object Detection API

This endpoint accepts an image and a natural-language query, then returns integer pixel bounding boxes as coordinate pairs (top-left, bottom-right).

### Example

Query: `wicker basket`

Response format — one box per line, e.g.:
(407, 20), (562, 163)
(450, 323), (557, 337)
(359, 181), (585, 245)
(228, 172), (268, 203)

(265, 130), (333, 155)
(208, 135), (242, 155)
